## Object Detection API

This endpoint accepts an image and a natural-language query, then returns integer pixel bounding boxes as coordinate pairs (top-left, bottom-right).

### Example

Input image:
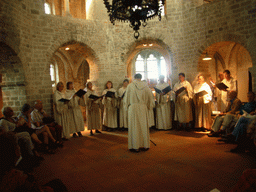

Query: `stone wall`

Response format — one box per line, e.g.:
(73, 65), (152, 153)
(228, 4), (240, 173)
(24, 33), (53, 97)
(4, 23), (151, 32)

(0, 0), (256, 115)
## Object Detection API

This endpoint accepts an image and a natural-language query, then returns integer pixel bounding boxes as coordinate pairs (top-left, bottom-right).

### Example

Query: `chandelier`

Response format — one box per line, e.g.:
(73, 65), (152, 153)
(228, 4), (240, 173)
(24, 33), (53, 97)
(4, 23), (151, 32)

(103, 0), (165, 39)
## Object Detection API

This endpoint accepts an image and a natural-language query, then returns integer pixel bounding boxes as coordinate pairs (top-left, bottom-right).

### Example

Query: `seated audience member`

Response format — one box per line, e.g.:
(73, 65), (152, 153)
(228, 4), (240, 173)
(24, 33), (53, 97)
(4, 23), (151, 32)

(0, 132), (68, 192)
(31, 100), (63, 147)
(0, 107), (43, 160)
(222, 116), (256, 154)
(208, 91), (242, 137)
(19, 104), (60, 153)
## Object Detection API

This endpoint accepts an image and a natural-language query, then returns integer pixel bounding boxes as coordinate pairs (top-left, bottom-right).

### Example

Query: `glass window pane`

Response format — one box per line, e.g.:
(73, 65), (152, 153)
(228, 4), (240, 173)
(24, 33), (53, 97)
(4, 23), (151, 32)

(44, 3), (51, 14)
(135, 60), (144, 71)
(50, 64), (55, 81)
(148, 71), (158, 79)
(147, 54), (157, 72)
(160, 57), (167, 76)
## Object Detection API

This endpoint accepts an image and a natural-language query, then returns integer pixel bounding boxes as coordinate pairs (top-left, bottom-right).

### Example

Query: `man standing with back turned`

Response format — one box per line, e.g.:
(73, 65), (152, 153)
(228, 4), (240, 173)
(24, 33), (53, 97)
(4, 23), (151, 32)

(124, 73), (154, 152)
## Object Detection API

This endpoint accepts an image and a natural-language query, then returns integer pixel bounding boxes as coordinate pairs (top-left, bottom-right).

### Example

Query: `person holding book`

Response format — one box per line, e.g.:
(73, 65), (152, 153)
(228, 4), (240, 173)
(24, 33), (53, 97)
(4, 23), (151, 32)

(173, 73), (193, 131)
(84, 82), (102, 136)
(118, 79), (129, 130)
(123, 73), (154, 152)
(155, 75), (172, 130)
(53, 82), (72, 139)
(102, 81), (118, 131)
(193, 75), (212, 131)
(65, 82), (85, 138)
(220, 70), (237, 111)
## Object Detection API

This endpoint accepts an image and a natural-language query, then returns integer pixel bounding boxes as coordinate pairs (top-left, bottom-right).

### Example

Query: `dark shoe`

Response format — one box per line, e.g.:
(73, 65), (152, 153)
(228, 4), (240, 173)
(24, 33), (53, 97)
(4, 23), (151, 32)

(96, 130), (102, 133)
(55, 141), (64, 148)
(230, 146), (245, 153)
(129, 149), (140, 153)
(73, 133), (78, 138)
(140, 148), (149, 151)
(90, 130), (94, 136)
(207, 132), (220, 137)
(108, 128), (113, 132)
(62, 137), (69, 141)
(77, 132), (83, 137)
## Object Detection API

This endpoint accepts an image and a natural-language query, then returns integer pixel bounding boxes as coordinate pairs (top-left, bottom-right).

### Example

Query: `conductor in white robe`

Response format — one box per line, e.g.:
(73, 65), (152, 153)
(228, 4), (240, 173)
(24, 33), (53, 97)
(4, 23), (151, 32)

(173, 73), (193, 130)
(123, 73), (154, 152)
(220, 70), (237, 111)
(155, 75), (172, 130)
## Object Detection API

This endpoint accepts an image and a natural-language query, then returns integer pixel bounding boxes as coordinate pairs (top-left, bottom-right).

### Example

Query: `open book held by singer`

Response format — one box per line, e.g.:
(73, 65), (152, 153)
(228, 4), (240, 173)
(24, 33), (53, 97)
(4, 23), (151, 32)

(58, 89), (87, 102)
(154, 85), (172, 95)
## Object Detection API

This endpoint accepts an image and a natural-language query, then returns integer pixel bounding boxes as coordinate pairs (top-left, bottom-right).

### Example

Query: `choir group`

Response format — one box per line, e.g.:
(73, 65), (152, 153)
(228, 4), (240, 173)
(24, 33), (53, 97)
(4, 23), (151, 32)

(0, 69), (255, 191)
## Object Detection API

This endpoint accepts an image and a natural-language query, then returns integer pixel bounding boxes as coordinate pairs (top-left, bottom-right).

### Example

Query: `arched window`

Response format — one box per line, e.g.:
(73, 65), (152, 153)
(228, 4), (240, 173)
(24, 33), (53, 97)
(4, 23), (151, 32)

(50, 62), (59, 88)
(134, 50), (167, 81)
(44, 3), (51, 14)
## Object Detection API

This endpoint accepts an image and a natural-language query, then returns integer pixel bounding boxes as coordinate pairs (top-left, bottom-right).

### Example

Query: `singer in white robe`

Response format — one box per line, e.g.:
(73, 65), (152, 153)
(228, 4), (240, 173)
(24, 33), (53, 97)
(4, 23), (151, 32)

(118, 80), (129, 129)
(102, 81), (118, 129)
(173, 74), (193, 124)
(155, 77), (172, 130)
(53, 82), (74, 139)
(124, 74), (154, 150)
(65, 82), (85, 137)
(193, 75), (212, 130)
(220, 70), (237, 111)
(84, 82), (102, 134)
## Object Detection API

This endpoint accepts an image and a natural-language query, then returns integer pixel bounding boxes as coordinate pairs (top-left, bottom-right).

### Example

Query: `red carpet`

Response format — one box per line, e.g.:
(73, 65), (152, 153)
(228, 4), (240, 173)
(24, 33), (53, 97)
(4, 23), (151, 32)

(34, 129), (256, 192)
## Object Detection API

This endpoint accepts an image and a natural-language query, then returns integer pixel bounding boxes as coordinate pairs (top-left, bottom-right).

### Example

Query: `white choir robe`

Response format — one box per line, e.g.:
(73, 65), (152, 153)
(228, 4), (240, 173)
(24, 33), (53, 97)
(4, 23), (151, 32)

(193, 82), (212, 129)
(123, 80), (154, 150)
(53, 90), (74, 138)
(148, 92), (155, 128)
(102, 88), (118, 128)
(155, 82), (172, 130)
(84, 89), (102, 131)
(118, 87), (128, 128)
(65, 90), (85, 133)
(173, 80), (193, 123)
(220, 77), (237, 111)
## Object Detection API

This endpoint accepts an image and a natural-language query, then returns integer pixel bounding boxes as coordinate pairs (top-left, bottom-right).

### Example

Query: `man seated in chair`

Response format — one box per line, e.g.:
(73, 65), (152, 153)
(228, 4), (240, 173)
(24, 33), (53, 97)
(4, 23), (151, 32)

(208, 91), (242, 137)
(31, 100), (63, 146)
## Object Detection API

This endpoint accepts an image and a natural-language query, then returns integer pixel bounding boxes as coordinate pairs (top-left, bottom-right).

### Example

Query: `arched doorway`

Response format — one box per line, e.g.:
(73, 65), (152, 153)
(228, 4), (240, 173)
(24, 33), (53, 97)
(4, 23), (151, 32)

(51, 41), (97, 121)
(0, 42), (27, 117)
(198, 41), (253, 102)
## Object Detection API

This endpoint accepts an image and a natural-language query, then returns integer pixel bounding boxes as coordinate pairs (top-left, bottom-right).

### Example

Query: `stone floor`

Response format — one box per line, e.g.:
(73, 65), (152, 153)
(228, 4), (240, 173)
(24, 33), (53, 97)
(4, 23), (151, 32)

(34, 129), (256, 192)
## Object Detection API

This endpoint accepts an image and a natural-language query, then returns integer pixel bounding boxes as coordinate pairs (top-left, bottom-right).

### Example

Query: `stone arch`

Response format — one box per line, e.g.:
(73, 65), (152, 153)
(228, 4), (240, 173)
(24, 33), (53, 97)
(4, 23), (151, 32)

(46, 40), (100, 83)
(125, 38), (173, 80)
(197, 41), (253, 102)
(0, 42), (27, 117)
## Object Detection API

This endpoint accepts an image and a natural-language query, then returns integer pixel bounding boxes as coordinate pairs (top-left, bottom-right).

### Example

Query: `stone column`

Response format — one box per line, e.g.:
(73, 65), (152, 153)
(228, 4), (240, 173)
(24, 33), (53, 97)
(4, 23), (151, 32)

(64, 0), (72, 17)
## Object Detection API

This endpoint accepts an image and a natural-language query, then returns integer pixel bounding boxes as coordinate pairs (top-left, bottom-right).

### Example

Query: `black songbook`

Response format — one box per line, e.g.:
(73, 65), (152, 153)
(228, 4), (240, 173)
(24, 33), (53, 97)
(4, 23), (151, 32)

(105, 91), (116, 98)
(195, 90), (208, 97)
(154, 87), (162, 94)
(89, 94), (103, 100)
(215, 83), (229, 91)
(175, 87), (186, 95)
(154, 86), (172, 95)
(58, 98), (71, 102)
(75, 89), (87, 97)
(162, 86), (172, 94)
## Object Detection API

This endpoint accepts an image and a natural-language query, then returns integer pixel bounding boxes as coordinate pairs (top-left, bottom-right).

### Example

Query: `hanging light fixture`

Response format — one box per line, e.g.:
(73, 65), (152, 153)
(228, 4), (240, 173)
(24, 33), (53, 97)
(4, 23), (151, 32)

(202, 52), (212, 61)
(103, 0), (165, 39)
